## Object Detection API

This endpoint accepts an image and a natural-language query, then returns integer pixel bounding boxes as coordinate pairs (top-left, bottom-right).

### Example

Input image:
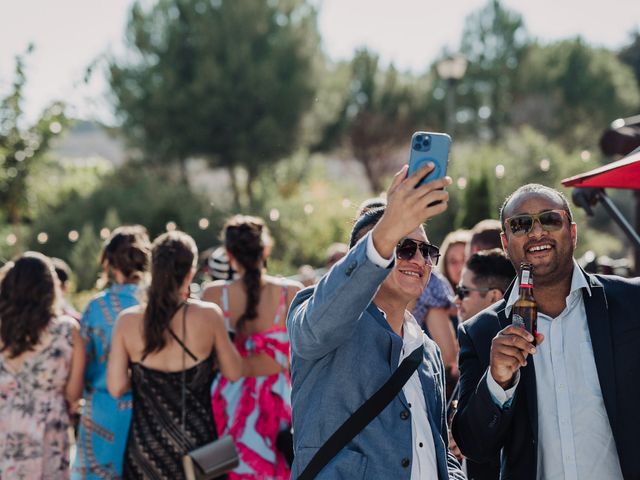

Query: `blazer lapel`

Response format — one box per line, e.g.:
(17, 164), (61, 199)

(583, 275), (617, 432)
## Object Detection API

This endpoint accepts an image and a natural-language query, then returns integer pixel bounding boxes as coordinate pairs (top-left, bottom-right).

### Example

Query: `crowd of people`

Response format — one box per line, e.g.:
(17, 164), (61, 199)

(1, 161), (639, 479)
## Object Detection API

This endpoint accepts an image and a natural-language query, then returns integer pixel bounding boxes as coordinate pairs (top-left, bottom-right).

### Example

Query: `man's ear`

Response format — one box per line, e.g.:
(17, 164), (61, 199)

(500, 232), (509, 254)
(489, 289), (504, 303)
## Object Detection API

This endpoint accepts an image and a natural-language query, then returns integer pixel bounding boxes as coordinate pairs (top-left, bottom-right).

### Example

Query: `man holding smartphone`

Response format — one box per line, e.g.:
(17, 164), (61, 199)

(288, 163), (464, 479)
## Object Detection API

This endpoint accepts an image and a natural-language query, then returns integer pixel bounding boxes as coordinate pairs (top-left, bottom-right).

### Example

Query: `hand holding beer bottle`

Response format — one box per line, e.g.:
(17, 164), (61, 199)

(490, 263), (545, 390)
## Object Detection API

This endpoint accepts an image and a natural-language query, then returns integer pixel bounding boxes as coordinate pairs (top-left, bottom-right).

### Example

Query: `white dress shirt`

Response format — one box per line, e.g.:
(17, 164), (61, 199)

(366, 233), (440, 479)
(488, 261), (623, 480)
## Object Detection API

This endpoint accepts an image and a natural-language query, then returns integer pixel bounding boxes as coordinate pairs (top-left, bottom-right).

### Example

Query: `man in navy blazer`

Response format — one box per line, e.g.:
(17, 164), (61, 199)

(288, 164), (465, 479)
(452, 184), (640, 480)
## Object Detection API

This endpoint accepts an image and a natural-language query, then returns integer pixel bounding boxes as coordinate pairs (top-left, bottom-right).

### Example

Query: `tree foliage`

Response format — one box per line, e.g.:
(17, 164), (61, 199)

(0, 47), (67, 224)
(458, 0), (529, 140)
(109, 0), (320, 205)
(317, 49), (428, 193)
(619, 30), (640, 89)
(513, 38), (640, 146)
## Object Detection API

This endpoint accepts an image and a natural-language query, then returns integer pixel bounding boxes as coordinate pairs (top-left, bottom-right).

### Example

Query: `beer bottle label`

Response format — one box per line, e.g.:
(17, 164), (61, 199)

(520, 269), (531, 286)
(512, 313), (526, 329)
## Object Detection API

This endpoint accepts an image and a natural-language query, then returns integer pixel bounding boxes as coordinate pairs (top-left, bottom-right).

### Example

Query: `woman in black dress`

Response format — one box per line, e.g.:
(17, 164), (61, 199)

(107, 231), (244, 479)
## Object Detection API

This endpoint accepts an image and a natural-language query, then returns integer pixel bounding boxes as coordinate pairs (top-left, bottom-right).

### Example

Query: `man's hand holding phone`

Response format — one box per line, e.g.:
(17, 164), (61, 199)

(371, 163), (451, 259)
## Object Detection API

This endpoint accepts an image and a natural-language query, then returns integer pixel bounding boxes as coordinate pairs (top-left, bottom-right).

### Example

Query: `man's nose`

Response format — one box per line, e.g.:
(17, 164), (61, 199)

(528, 219), (545, 236)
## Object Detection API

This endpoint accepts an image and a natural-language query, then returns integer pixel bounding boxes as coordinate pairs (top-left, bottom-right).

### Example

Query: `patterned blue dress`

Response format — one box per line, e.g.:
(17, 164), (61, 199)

(72, 284), (140, 479)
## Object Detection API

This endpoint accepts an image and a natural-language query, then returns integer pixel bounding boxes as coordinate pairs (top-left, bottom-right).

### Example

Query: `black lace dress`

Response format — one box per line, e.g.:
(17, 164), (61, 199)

(123, 346), (218, 479)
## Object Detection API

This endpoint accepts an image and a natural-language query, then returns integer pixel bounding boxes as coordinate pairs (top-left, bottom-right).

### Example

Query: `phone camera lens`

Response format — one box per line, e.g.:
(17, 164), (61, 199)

(413, 143), (422, 150)
(415, 135), (424, 142)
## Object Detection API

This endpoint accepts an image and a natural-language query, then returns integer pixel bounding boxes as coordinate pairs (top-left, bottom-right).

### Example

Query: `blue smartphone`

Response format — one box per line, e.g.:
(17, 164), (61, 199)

(407, 131), (451, 187)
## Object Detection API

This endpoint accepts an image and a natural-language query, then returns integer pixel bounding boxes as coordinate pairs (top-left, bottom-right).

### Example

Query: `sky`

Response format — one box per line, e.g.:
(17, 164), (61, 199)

(1, 0), (638, 125)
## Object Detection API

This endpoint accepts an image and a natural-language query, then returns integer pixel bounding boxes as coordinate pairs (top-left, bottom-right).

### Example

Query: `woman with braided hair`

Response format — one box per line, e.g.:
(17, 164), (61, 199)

(107, 231), (244, 479)
(202, 215), (302, 480)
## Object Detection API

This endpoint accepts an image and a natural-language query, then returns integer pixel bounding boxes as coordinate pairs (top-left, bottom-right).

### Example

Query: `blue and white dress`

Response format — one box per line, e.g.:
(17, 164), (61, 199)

(72, 284), (140, 479)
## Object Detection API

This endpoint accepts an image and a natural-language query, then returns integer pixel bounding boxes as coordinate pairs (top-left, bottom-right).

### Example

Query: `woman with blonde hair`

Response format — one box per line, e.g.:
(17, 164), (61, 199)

(0, 252), (85, 479)
(202, 215), (302, 479)
(439, 229), (471, 289)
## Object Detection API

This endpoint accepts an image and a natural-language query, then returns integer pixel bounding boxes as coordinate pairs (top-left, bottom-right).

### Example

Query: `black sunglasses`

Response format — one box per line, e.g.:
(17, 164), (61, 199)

(455, 285), (493, 300)
(504, 209), (569, 237)
(396, 238), (440, 266)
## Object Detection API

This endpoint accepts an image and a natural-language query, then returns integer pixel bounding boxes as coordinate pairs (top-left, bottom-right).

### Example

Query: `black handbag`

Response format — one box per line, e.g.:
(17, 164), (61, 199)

(174, 303), (240, 480)
(298, 344), (424, 480)
(276, 427), (294, 467)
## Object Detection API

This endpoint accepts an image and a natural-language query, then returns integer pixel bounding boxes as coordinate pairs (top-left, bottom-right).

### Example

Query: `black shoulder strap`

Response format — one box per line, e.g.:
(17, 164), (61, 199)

(168, 303), (198, 362)
(298, 344), (424, 480)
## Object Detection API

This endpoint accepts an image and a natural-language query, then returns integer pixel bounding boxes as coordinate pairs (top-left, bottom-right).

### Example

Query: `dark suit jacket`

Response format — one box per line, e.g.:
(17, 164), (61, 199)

(452, 267), (640, 480)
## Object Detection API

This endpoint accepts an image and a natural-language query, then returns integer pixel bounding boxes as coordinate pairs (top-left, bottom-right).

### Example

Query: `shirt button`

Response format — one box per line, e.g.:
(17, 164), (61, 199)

(419, 442), (423, 448)
(400, 410), (410, 420)
(401, 458), (410, 468)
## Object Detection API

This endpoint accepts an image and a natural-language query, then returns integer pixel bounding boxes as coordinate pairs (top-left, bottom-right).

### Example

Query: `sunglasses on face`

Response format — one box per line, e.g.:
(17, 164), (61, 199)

(503, 209), (569, 237)
(395, 238), (440, 266)
(455, 285), (496, 300)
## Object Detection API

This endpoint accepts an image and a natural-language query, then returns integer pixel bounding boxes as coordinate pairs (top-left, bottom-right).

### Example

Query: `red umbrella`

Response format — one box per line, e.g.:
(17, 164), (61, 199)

(561, 149), (640, 190)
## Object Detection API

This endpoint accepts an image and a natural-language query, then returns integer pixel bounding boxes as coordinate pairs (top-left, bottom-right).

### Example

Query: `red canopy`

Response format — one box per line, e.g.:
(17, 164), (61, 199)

(561, 149), (640, 190)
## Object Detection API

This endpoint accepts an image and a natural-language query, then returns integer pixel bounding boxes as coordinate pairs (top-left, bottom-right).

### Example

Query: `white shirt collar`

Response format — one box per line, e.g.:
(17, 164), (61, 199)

(505, 259), (591, 315)
(402, 311), (425, 353)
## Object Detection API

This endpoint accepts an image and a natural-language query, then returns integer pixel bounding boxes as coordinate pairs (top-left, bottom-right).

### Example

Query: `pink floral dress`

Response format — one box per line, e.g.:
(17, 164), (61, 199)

(0, 316), (75, 479)
(211, 283), (292, 480)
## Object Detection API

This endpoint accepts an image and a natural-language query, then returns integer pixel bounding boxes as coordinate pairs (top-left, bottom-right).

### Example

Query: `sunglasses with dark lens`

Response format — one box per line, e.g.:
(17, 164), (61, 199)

(455, 285), (492, 300)
(504, 209), (568, 237)
(395, 238), (440, 266)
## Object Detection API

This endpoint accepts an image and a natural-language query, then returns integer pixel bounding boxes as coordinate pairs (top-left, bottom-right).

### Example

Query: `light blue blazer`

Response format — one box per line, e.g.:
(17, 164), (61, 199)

(287, 233), (465, 479)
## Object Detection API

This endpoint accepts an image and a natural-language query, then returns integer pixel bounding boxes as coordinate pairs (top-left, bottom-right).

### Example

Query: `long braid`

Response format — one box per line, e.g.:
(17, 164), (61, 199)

(224, 215), (268, 335)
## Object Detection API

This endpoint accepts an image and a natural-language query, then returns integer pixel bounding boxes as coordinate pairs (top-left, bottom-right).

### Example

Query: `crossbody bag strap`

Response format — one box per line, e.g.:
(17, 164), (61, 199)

(298, 344), (424, 480)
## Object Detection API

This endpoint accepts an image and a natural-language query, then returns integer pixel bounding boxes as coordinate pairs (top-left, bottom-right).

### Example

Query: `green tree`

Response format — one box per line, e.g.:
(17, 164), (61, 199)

(456, 169), (494, 228)
(619, 29), (640, 89)
(69, 223), (102, 291)
(317, 49), (426, 193)
(458, 0), (529, 140)
(515, 38), (640, 146)
(0, 47), (67, 224)
(109, 0), (320, 206)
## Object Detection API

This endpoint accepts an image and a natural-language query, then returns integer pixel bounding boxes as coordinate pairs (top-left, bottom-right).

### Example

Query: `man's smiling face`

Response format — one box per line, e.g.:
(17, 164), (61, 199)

(501, 191), (576, 287)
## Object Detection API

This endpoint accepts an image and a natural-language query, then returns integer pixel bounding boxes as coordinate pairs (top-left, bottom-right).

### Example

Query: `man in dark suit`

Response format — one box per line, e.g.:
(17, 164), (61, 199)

(452, 183), (640, 480)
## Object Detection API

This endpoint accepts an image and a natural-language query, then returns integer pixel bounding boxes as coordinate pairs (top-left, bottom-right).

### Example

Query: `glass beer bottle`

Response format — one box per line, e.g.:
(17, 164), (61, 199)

(511, 262), (537, 345)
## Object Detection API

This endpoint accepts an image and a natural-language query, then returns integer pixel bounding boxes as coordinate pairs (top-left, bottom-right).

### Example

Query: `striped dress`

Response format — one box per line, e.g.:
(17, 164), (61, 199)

(211, 283), (292, 479)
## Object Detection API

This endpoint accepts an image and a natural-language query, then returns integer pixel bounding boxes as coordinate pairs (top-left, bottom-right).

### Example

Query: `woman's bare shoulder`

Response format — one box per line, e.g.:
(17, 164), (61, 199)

(115, 305), (144, 331)
(188, 298), (223, 318)
(200, 280), (227, 301)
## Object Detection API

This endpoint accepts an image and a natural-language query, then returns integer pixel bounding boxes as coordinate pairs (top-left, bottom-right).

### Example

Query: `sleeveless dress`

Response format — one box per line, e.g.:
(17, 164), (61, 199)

(73, 284), (140, 479)
(123, 304), (220, 479)
(211, 283), (292, 480)
(0, 316), (75, 479)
